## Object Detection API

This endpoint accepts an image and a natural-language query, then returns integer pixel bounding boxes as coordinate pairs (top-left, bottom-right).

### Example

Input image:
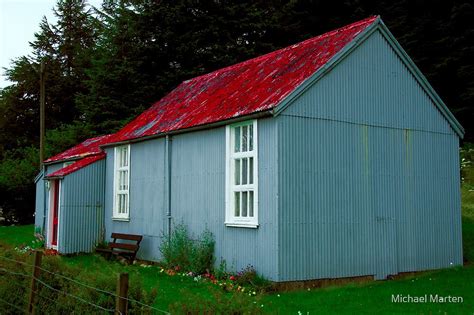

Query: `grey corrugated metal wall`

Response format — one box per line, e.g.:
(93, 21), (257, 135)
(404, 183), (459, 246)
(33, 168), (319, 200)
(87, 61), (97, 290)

(104, 138), (166, 260)
(170, 120), (279, 279)
(57, 159), (106, 254)
(104, 120), (280, 279)
(276, 29), (462, 281)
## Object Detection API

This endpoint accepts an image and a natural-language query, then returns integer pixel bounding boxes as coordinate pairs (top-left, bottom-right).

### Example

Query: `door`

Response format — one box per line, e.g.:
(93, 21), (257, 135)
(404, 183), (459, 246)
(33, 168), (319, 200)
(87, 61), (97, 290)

(51, 180), (60, 247)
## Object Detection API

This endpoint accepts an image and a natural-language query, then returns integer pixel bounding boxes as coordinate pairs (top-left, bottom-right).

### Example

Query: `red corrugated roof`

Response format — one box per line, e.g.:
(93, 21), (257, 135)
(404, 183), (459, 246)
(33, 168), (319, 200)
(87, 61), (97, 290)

(44, 134), (114, 163)
(109, 16), (378, 144)
(45, 153), (105, 178)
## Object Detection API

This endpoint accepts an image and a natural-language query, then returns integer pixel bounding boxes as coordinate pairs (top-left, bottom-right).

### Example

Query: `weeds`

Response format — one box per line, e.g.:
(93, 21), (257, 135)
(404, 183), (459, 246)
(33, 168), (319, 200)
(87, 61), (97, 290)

(159, 224), (215, 274)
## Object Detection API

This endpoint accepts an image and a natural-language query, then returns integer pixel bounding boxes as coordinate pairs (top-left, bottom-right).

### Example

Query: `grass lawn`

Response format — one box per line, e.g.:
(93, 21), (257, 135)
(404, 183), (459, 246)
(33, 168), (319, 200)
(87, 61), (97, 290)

(0, 224), (35, 246)
(262, 267), (474, 314)
(1, 224), (473, 314)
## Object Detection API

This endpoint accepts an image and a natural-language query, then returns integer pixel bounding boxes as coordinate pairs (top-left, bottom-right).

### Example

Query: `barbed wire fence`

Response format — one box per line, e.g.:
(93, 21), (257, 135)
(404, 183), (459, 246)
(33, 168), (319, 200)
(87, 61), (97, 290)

(0, 251), (170, 315)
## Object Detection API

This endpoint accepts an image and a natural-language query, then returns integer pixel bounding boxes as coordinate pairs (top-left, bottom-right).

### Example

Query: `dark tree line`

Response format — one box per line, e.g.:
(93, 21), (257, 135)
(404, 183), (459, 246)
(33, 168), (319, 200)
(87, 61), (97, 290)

(1, 0), (472, 223)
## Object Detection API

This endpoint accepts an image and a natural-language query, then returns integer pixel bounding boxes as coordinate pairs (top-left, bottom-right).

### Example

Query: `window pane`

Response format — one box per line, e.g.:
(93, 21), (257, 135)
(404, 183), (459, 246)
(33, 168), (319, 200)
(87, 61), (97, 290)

(118, 195), (123, 214)
(123, 147), (128, 167)
(124, 170), (128, 190)
(249, 124), (253, 151)
(242, 125), (248, 152)
(118, 171), (122, 190)
(117, 195), (120, 214)
(249, 191), (254, 217)
(249, 157), (253, 184)
(234, 159), (240, 185)
(234, 127), (241, 152)
(242, 191), (248, 217)
(234, 192), (240, 217)
(242, 158), (248, 185)
(124, 194), (128, 214)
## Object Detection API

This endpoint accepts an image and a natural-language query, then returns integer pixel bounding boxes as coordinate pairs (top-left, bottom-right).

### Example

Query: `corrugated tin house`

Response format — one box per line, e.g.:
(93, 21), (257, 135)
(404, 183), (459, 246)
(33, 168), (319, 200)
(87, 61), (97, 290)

(35, 16), (464, 281)
(34, 134), (113, 254)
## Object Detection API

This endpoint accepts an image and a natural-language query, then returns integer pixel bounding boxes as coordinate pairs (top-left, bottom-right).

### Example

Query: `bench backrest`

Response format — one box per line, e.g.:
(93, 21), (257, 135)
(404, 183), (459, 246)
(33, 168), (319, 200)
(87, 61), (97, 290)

(109, 233), (143, 254)
(111, 233), (143, 242)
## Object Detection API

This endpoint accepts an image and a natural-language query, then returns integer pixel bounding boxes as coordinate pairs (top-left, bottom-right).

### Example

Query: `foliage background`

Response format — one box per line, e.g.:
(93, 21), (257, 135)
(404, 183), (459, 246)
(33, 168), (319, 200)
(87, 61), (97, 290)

(1, 0), (473, 223)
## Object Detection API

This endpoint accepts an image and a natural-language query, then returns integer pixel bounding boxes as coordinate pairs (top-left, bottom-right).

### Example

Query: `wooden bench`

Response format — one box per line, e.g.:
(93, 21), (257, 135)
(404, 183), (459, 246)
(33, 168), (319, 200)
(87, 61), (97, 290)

(96, 233), (143, 264)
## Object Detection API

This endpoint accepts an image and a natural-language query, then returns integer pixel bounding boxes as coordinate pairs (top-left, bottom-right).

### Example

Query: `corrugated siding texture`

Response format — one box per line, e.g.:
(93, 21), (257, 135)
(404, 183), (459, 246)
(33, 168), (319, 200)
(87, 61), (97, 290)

(170, 119), (279, 280)
(58, 159), (105, 254)
(284, 30), (454, 136)
(104, 139), (166, 261)
(34, 173), (45, 232)
(277, 30), (462, 281)
(104, 121), (279, 279)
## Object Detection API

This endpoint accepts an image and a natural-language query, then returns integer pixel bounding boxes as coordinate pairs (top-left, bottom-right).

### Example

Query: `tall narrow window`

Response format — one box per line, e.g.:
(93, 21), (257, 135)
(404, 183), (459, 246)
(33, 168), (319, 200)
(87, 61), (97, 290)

(226, 120), (258, 227)
(113, 145), (130, 220)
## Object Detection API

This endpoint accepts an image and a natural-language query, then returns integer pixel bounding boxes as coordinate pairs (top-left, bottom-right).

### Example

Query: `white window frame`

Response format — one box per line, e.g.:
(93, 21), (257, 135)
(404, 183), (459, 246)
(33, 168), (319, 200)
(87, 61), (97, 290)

(113, 145), (131, 220)
(225, 120), (258, 228)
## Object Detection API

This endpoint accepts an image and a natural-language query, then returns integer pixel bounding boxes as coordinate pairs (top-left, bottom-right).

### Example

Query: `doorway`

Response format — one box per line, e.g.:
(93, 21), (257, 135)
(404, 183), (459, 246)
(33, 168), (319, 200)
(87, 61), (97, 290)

(49, 179), (60, 248)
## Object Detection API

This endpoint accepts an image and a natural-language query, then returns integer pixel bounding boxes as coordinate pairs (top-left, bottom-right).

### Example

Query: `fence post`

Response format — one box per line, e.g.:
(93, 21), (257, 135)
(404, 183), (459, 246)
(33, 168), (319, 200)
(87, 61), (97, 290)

(27, 250), (43, 315)
(116, 273), (129, 315)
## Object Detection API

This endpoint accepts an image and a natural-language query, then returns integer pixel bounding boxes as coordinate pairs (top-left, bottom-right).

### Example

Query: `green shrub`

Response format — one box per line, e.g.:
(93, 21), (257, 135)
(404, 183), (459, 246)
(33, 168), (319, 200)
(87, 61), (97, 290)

(191, 229), (215, 274)
(215, 259), (230, 280)
(160, 224), (215, 274)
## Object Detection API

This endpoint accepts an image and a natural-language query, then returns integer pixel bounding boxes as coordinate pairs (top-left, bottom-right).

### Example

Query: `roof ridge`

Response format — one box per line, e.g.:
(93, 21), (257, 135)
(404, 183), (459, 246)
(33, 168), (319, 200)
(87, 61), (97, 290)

(108, 16), (379, 144)
(182, 15), (379, 84)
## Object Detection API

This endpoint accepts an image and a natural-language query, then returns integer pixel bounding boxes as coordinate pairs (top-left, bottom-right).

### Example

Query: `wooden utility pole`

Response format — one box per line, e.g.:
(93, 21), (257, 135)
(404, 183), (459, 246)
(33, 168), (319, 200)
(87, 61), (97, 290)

(116, 273), (129, 315)
(39, 60), (45, 169)
(27, 250), (43, 315)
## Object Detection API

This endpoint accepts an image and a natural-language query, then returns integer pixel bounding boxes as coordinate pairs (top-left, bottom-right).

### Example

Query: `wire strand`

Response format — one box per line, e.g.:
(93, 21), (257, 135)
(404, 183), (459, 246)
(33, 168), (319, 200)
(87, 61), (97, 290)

(33, 276), (116, 313)
(0, 296), (26, 313)
(0, 266), (32, 278)
(33, 289), (57, 304)
(0, 255), (170, 314)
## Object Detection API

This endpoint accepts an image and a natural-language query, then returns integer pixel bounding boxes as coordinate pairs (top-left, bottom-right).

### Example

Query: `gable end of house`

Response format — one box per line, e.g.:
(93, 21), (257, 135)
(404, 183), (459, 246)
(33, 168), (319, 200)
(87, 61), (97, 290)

(273, 18), (464, 138)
